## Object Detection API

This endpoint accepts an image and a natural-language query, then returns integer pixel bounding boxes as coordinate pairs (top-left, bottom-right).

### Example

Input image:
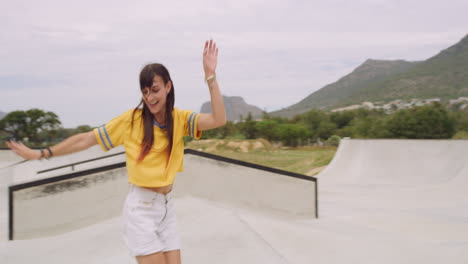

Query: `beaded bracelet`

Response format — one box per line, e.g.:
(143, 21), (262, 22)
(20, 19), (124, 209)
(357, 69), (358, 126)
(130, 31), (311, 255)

(46, 147), (53, 158)
(39, 149), (46, 160)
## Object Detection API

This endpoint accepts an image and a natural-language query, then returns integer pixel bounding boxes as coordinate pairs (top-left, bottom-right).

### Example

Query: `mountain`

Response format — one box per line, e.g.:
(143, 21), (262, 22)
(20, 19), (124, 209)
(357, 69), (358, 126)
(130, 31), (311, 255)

(272, 34), (468, 117)
(0, 111), (6, 120)
(200, 96), (263, 121)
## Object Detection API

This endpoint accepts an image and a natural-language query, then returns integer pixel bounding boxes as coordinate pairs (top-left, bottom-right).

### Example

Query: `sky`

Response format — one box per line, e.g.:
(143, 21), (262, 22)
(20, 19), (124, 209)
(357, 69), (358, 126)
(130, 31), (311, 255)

(0, 0), (467, 128)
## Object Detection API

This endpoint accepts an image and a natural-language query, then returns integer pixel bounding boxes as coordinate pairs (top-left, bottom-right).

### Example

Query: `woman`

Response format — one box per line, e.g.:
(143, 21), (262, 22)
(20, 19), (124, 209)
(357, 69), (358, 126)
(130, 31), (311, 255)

(7, 39), (226, 264)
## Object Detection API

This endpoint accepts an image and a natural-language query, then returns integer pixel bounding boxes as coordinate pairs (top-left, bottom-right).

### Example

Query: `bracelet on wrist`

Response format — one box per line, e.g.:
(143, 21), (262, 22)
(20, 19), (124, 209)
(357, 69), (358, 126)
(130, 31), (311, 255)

(46, 147), (53, 158)
(38, 147), (53, 160)
(205, 73), (216, 84)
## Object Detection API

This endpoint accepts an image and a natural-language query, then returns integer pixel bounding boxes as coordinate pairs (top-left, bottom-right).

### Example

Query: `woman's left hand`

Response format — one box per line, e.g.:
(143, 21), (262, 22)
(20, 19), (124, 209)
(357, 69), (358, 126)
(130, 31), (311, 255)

(6, 140), (40, 160)
(203, 39), (218, 78)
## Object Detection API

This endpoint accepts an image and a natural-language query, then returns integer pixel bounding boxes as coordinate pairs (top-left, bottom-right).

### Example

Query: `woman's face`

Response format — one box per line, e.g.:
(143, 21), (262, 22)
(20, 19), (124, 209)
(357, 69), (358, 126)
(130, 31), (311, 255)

(141, 75), (171, 117)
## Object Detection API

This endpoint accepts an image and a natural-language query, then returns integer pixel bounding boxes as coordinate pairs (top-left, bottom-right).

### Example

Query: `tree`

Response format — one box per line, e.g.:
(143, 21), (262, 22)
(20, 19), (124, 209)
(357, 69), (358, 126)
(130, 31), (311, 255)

(327, 135), (341, 146)
(330, 111), (355, 129)
(274, 123), (310, 147)
(0, 111), (28, 140)
(261, 111), (271, 120)
(219, 121), (236, 138)
(449, 108), (468, 132)
(255, 120), (278, 141)
(76, 125), (93, 134)
(385, 104), (455, 139)
(299, 109), (340, 140)
(239, 112), (258, 139)
(349, 116), (389, 138)
(316, 120), (337, 139)
(0, 109), (61, 144)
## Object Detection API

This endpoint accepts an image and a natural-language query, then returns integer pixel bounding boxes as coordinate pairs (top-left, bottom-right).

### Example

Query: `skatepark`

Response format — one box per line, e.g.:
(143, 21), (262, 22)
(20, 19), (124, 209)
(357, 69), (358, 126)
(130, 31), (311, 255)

(1, 139), (467, 263)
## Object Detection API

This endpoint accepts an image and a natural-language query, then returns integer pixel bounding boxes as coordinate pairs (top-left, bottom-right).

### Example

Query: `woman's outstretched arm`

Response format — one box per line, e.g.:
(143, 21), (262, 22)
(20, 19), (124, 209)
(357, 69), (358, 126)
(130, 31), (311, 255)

(197, 39), (227, 131)
(6, 131), (97, 160)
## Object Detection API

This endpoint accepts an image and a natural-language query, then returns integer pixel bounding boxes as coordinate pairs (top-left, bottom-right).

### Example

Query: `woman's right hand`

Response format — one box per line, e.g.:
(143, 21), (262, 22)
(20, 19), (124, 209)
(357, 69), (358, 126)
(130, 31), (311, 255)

(6, 140), (41, 160)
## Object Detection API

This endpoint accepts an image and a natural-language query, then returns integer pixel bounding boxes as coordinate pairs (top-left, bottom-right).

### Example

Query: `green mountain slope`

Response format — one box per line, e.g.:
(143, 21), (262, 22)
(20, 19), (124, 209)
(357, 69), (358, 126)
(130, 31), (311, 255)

(272, 34), (468, 117)
(362, 34), (468, 101)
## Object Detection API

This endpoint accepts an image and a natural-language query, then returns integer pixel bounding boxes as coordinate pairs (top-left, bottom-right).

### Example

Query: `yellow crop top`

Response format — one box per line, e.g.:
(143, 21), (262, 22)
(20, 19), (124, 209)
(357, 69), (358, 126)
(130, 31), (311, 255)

(93, 108), (202, 187)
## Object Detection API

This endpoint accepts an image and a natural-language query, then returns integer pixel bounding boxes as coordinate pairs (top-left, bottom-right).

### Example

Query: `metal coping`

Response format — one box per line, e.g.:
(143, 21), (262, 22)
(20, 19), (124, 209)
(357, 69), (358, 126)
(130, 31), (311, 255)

(184, 149), (317, 182)
(7, 148), (319, 240)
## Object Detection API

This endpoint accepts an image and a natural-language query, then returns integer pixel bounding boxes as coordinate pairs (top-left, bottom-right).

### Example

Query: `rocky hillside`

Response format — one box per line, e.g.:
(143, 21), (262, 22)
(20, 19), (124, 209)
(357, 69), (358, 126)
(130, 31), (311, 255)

(200, 96), (263, 121)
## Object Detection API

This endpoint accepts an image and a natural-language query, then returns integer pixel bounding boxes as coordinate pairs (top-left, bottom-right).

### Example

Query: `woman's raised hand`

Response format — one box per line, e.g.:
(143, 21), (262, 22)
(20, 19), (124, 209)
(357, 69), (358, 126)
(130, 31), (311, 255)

(6, 140), (40, 160)
(203, 39), (218, 78)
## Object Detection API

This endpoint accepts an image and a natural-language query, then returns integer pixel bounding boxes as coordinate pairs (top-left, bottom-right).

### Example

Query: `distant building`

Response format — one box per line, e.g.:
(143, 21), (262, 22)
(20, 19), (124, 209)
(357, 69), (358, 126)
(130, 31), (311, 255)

(449, 97), (468, 105)
(329, 97), (453, 113)
(331, 104), (361, 112)
(362, 102), (374, 109)
(425, 98), (441, 103)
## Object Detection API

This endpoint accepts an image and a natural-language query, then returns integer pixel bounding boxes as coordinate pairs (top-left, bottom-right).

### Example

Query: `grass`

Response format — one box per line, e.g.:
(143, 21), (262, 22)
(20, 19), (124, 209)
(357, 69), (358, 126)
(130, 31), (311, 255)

(453, 130), (468, 139)
(186, 139), (337, 176)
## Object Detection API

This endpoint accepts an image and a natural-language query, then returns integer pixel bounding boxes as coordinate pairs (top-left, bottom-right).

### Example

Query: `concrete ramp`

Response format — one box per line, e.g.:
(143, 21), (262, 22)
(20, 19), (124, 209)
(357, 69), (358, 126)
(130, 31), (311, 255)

(2, 139), (468, 263)
(319, 139), (468, 205)
(0, 147), (317, 264)
(175, 150), (317, 216)
(316, 139), (468, 263)
(4, 149), (317, 241)
(0, 150), (24, 169)
(319, 139), (468, 187)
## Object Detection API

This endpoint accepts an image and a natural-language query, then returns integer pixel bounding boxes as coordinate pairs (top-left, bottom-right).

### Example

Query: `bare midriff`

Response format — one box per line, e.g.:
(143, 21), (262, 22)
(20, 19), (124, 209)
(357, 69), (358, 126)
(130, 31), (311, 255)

(143, 184), (173, 195)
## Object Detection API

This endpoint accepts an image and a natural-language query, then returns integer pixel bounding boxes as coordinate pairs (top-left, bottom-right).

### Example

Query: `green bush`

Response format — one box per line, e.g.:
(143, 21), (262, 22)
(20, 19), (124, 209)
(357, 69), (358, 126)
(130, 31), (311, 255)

(327, 135), (341, 146)
(452, 130), (468, 139)
(385, 104), (455, 139)
(274, 123), (311, 147)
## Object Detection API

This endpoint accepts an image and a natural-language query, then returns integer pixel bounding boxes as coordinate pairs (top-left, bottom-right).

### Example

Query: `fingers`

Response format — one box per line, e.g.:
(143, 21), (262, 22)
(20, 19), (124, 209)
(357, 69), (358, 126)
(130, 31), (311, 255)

(6, 140), (20, 156)
(209, 40), (216, 53)
(204, 41), (208, 55)
(6, 140), (30, 158)
(6, 140), (18, 150)
(8, 140), (20, 152)
(204, 39), (218, 56)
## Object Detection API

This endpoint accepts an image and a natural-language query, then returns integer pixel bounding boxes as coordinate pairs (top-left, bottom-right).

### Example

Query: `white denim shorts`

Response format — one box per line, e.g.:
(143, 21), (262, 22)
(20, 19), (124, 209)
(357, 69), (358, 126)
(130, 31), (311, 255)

(122, 184), (181, 257)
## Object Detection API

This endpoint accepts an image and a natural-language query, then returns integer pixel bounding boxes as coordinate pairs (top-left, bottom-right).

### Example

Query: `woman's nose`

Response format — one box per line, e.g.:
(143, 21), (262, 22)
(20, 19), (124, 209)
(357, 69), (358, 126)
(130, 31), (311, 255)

(147, 92), (157, 101)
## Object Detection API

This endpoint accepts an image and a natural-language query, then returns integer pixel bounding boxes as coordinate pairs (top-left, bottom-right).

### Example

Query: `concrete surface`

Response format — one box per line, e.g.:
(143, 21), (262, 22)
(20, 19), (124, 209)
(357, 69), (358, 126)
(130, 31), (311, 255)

(1, 139), (468, 263)
(0, 145), (316, 263)
(175, 154), (317, 216)
(0, 150), (23, 169)
(7, 151), (316, 241)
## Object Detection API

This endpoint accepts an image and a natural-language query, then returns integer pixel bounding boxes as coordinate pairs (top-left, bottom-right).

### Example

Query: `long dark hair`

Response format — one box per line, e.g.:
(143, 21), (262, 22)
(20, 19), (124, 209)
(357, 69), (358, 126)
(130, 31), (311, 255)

(132, 63), (175, 163)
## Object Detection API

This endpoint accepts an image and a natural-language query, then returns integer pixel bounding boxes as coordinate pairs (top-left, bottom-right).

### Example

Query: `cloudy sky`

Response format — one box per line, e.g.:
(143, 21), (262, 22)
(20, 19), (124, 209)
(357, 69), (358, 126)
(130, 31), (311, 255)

(1, 0), (467, 127)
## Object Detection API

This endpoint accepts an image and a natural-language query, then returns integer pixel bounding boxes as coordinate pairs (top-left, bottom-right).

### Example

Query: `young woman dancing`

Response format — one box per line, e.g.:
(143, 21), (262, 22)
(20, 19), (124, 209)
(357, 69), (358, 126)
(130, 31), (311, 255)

(7, 39), (226, 264)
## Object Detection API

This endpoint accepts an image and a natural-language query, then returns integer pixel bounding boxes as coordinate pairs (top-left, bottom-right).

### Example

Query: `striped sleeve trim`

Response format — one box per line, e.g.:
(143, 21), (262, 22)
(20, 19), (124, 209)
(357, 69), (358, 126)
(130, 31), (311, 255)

(102, 126), (115, 148)
(98, 126), (113, 151)
(187, 112), (198, 137)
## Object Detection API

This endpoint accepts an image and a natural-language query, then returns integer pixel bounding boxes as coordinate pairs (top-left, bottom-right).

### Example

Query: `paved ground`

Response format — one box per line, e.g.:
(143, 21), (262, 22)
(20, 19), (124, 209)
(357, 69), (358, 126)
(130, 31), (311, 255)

(1, 139), (468, 263)
(0, 150), (23, 169)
